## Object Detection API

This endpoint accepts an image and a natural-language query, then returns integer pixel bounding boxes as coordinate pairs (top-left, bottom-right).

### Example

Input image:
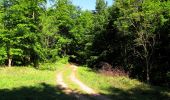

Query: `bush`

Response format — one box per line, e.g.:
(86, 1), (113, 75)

(38, 57), (69, 71)
(97, 62), (129, 77)
(39, 63), (58, 71)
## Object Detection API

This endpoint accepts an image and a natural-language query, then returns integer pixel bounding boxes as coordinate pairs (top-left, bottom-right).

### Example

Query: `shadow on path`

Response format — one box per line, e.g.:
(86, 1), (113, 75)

(1, 83), (169, 100)
(0, 83), (77, 100)
(0, 83), (101, 100)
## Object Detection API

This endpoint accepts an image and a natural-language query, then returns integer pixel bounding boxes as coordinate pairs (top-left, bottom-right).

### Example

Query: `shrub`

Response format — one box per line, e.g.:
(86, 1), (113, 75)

(97, 62), (129, 77)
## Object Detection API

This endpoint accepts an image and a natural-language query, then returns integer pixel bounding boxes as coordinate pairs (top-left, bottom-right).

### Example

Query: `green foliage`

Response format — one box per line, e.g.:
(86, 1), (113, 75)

(0, 47), (6, 64)
(0, 0), (170, 86)
(114, 0), (170, 83)
(86, 0), (110, 65)
(69, 11), (94, 63)
(0, 0), (47, 67)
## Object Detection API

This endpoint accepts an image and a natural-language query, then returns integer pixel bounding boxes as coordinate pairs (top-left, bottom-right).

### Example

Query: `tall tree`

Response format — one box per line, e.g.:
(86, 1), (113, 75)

(0, 0), (46, 67)
(70, 11), (94, 63)
(22, 0), (46, 67)
(0, 0), (23, 67)
(41, 0), (79, 62)
(88, 0), (109, 66)
(115, 0), (167, 83)
(0, 1), (6, 65)
(53, 0), (78, 57)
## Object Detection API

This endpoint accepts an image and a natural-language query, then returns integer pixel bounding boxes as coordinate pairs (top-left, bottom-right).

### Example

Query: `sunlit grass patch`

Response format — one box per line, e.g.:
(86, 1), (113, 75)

(77, 66), (170, 100)
(0, 66), (56, 89)
(39, 59), (68, 71)
(0, 64), (76, 100)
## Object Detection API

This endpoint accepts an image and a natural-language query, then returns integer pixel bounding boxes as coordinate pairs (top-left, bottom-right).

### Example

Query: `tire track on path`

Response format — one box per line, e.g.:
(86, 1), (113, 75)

(69, 64), (112, 100)
(56, 69), (90, 100)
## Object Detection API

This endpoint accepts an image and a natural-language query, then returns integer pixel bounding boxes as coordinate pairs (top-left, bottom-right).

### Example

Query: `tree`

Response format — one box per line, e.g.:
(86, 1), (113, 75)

(41, 0), (79, 62)
(0, 0), (46, 67)
(69, 11), (94, 63)
(52, 0), (78, 57)
(115, 0), (167, 83)
(0, 0), (23, 67)
(22, 0), (46, 67)
(0, 2), (6, 65)
(88, 0), (109, 66)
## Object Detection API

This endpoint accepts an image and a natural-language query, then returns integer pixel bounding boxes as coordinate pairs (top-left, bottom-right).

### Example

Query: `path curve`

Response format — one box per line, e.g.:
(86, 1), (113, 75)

(56, 64), (112, 100)
(70, 65), (96, 94)
(69, 64), (112, 100)
(56, 70), (89, 100)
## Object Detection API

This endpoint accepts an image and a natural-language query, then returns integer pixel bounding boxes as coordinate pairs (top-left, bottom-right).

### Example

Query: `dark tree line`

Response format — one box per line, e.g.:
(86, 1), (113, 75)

(0, 0), (170, 86)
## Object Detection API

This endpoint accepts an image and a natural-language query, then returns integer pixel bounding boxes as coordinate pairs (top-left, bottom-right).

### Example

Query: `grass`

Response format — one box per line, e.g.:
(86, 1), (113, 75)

(0, 67), (56, 89)
(0, 63), (76, 100)
(1, 63), (170, 100)
(77, 66), (170, 100)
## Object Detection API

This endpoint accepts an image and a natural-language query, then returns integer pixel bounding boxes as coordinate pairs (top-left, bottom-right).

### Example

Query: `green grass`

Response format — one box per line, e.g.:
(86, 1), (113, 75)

(0, 67), (56, 89)
(1, 63), (170, 100)
(39, 59), (68, 71)
(77, 66), (170, 100)
(0, 63), (76, 100)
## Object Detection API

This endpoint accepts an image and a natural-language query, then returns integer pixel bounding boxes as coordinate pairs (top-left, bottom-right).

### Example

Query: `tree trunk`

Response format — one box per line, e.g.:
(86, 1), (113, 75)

(31, 51), (39, 68)
(8, 58), (12, 67)
(33, 57), (39, 68)
(146, 59), (150, 84)
(7, 42), (12, 67)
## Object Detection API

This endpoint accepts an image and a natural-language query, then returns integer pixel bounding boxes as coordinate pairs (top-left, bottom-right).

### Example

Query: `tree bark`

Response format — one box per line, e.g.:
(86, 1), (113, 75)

(33, 57), (39, 68)
(8, 58), (12, 67)
(146, 58), (150, 84)
(31, 51), (39, 68)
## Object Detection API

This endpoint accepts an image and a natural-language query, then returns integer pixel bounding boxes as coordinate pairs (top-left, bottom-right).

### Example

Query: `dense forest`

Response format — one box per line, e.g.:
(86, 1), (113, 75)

(0, 0), (170, 86)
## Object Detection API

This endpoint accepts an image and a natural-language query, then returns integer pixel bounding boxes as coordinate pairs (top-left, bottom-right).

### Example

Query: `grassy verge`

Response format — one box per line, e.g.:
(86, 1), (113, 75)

(0, 63), (75, 100)
(77, 66), (170, 100)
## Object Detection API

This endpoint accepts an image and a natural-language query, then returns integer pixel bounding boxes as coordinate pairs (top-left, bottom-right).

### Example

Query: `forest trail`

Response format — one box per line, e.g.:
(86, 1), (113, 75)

(56, 64), (111, 100)
(70, 65), (96, 94)
(56, 70), (90, 100)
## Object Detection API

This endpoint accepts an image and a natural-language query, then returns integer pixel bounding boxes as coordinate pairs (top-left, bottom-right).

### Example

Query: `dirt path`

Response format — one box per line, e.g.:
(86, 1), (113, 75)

(69, 65), (111, 100)
(56, 70), (89, 100)
(56, 64), (111, 100)
(70, 65), (96, 94)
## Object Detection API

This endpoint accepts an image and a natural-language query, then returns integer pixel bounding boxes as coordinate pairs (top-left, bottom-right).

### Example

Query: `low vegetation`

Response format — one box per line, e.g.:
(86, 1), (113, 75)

(0, 64), (75, 100)
(77, 66), (170, 100)
(0, 67), (57, 89)
(0, 63), (170, 100)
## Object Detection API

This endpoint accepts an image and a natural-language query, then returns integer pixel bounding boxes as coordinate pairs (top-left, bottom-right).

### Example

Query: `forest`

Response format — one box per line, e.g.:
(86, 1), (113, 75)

(0, 0), (170, 87)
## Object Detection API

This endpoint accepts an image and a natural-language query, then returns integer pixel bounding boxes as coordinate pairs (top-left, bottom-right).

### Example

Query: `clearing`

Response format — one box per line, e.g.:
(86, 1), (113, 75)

(0, 63), (170, 100)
